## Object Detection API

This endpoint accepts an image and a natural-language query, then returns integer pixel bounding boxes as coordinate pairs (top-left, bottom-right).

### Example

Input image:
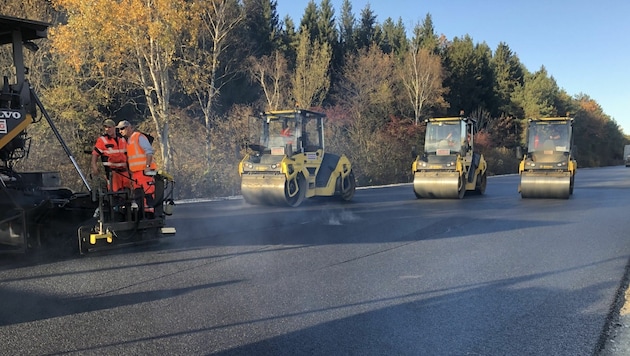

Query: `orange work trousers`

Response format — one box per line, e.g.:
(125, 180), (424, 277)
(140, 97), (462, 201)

(108, 169), (131, 192)
(131, 170), (155, 210)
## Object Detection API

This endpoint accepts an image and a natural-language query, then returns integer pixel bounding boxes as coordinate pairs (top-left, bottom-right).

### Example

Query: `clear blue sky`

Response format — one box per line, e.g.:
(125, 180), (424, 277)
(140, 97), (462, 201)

(276, 0), (630, 135)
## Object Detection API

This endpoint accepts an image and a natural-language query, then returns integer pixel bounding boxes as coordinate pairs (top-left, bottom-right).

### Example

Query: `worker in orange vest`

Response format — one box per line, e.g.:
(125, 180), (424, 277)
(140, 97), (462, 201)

(91, 119), (131, 192)
(116, 120), (157, 214)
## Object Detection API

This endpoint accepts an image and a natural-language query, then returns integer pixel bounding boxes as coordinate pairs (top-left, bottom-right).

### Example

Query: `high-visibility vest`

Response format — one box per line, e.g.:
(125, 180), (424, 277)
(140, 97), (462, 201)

(127, 131), (157, 172)
(95, 135), (127, 171)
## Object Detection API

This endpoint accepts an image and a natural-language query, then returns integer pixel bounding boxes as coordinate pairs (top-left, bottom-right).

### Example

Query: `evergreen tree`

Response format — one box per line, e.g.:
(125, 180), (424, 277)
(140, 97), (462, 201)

(442, 35), (495, 116)
(512, 66), (560, 119)
(279, 15), (299, 70)
(378, 17), (407, 56)
(491, 42), (524, 117)
(338, 0), (357, 55)
(317, 0), (338, 46)
(412, 14), (439, 54)
(242, 0), (282, 57)
(317, 0), (341, 104)
(300, 0), (319, 43)
(355, 4), (377, 50)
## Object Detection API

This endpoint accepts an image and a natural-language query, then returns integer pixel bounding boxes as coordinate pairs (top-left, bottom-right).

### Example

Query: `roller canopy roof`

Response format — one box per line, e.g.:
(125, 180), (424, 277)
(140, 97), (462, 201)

(0, 15), (50, 45)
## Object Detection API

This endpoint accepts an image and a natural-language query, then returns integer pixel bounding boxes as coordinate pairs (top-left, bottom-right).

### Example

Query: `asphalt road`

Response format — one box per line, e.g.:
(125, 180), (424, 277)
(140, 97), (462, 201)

(1, 166), (630, 355)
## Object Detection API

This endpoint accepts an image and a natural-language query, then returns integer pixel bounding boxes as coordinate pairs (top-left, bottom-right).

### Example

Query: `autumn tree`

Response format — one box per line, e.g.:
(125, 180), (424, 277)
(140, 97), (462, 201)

(292, 28), (332, 108)
(178, 0), (244, 130)
(51, 0), (192, 172)
(2, 1), (117, 189)
(0, 0), (58, 90)
(247, 51), (291, 110)
(398, 38), (447, 125)
(238, 0), (284, 109)
(572, 94), (625, 167)
(334, 47), (395, 184)
(0, 1), (66, 116)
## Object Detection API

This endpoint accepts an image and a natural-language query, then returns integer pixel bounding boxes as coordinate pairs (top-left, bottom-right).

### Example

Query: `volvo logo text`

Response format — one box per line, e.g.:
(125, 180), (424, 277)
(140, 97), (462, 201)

(0, 110), (23, 119)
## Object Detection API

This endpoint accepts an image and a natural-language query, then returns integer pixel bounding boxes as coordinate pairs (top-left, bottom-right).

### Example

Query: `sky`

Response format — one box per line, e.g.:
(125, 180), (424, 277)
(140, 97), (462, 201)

(275, 0), (630, 134)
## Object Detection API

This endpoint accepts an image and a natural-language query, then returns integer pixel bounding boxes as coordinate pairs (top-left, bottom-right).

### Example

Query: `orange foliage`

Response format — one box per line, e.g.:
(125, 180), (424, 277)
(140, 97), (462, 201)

(474, 130), (493, 152)
(50, 0), (189, 72)
(578, 97), (603, 116)
(383, 115), (423, 141)
(322, 106), (353, 126)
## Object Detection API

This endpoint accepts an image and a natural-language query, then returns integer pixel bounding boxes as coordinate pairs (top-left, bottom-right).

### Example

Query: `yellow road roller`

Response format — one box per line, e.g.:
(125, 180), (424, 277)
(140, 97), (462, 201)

(518, 117), (577, 199)
(238, 109), (355, 207)
(412, 117), (487, 199)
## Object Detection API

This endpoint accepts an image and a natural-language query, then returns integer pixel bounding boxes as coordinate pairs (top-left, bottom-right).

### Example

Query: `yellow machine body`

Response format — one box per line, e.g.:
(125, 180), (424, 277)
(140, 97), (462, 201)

(239, 110), (355, 207)
(90, 231), (113, 245)
(412, 117), (487, 199)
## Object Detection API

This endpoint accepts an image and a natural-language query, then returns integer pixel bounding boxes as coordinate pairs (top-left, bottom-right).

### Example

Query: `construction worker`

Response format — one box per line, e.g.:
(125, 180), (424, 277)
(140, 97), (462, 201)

(280, 120), (295, 145)
(91, 119), (130, 192)
(116, 120), (157, 214)
(440, 126), (458, 148)
(281, 122), (292, 137)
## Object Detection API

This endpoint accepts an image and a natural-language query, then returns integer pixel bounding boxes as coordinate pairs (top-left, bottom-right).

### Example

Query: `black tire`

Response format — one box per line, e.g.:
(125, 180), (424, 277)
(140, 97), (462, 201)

(340, 170), (356, 201)
(475, 171), (487, 195)
(285, 175), (306, 207)
(457, 174), (466, 199)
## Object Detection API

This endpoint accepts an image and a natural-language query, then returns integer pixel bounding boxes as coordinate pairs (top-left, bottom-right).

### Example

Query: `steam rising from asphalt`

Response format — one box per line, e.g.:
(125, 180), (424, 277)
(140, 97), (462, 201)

(322, 209), (359, 225)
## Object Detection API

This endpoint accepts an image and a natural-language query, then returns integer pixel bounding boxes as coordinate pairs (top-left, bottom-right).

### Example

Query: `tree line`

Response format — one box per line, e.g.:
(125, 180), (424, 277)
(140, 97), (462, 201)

(1, 0), (627, 199)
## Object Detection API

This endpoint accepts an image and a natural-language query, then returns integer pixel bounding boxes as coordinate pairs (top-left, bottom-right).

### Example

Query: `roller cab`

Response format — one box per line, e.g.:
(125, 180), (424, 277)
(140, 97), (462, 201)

(518, 117), (577, 199)
(412, 117), (487, 199)
(238, 109), (355, 207)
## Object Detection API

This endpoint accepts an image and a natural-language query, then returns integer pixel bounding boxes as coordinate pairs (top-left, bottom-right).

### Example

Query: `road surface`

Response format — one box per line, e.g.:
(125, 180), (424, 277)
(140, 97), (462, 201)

(1, 166), (630, 355)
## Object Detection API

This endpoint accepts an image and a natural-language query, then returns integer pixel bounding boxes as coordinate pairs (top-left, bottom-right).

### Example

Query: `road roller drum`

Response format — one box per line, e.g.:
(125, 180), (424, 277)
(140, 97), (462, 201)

(241, 174), (306, 207)
(519, 172), (571, 199)
(413, 171), (464, 199)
